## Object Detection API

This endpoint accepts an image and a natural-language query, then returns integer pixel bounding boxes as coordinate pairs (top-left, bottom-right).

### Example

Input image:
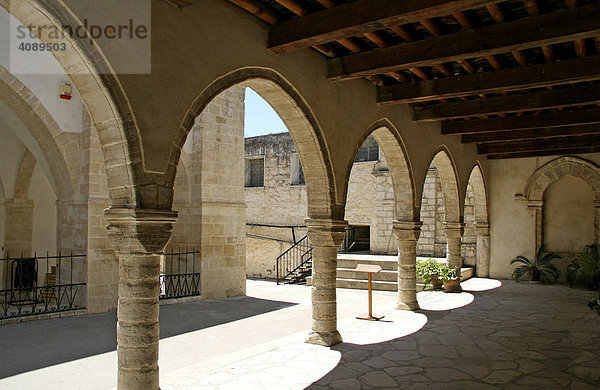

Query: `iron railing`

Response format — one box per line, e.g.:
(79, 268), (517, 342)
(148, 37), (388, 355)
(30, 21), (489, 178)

(160, 248), (201, 299)
(0, 252), (86, 319)
(276, 235), (313, 284)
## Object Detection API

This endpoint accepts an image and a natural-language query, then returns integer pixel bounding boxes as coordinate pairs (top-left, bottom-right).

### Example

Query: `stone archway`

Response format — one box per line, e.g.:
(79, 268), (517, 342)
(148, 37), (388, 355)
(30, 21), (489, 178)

(342, 119), (419, 310)
(172, 67), (338, 220)
(520, 156), (600, 253)
(465, 164), (490, 277)
(430, 149), (463, 269)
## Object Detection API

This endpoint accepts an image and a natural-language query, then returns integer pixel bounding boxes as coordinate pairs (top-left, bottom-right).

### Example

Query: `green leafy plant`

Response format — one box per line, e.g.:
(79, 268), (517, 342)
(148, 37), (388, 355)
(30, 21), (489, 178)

(416, 258), (441, 287)
(567, 251), (599, 290)
(511, 245), (560, 284)
(438, 264), (460, 282)
(577, 244), (600, 316)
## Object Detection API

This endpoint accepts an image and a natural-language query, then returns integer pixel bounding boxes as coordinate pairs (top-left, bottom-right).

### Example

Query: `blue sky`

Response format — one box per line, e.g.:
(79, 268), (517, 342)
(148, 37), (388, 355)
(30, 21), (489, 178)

(244, 88), (289, 137)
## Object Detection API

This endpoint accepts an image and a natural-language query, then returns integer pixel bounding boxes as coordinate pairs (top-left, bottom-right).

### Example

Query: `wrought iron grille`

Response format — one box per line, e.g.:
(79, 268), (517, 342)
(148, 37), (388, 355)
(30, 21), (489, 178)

(0, 252), (86, 319)
(160, 248), (201, 299)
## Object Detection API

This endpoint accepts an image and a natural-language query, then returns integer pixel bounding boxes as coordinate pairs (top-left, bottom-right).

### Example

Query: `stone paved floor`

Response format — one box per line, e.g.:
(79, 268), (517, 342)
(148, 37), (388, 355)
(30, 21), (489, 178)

(1, 278), (598, 389)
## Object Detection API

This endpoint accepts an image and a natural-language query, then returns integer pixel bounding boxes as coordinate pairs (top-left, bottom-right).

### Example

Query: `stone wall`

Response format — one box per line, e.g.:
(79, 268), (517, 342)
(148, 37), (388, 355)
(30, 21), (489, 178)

(490, 154), (600, 281)
(171, 86), (246, 299)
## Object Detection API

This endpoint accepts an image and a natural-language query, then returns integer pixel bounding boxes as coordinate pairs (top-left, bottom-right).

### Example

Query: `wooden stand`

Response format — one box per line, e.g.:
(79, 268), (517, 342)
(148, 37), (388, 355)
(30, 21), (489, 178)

(355, 264), (385, 321)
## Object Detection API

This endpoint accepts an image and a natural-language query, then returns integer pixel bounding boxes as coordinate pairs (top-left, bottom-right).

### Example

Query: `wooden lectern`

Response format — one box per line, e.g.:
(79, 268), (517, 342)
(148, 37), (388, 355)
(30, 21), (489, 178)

(355, 264), (384, 321)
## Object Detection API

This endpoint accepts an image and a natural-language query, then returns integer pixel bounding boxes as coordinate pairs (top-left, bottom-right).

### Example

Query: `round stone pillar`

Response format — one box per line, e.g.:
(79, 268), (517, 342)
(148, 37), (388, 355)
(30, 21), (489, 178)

(393, 220), (422, 311)
(305, 218), (347, 347)
(105, 208), (177, 390)
(474, 222), (490, 278)
(444, 222), (465, 270)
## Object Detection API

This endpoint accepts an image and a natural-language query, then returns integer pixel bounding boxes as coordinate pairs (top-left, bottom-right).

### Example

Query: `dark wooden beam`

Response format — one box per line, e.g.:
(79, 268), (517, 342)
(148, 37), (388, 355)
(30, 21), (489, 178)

(268, 0), (505, 53)
(487, 146), (600, 159)
(327, 4), (600, 79)
(461, 125), (600, 143)
(378, 55), (600, 104)
(479, 134), (600, 155)
(442, 107), (600, 134)
(414, 84), (600, 121)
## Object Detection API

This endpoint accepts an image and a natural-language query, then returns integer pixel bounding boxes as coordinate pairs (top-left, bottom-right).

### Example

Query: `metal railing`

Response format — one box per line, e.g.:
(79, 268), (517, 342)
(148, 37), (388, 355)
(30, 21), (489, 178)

(276, 235), (313, 284)
(0, 252), (86, 319)
(160, 248), (201, 300)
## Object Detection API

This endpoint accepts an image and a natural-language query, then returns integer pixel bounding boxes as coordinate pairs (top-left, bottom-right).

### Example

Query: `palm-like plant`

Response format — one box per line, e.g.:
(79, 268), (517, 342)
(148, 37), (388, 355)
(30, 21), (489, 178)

(511, 245), (560, 284)
(578, 244), (600, 278)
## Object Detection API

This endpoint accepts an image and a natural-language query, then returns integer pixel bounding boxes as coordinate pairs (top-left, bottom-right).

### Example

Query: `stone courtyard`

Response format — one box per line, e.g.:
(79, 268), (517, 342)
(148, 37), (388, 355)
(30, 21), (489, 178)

(1, 278), (598, 389)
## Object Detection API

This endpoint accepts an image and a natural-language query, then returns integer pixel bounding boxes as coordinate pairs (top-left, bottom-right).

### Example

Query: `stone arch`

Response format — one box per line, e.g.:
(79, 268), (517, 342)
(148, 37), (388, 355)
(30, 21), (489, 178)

(0, 67), (74, 201)
(14, 150), (37, 199)
(466, 163), (489, 225)
(2, 0), (139, 208)
(171, 67), (338, 219)
(342, 118), (416, 223)
(430, 148), (462, 224)
(521, 156), (600, 251)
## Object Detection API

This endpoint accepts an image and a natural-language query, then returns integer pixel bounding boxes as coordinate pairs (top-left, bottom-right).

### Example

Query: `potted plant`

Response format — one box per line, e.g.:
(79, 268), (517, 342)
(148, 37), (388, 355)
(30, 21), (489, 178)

(439, 265), (461, 293)
(577, 244), (600, 316)
(416, 258), (442, 289)
(511, 245), (560, 284)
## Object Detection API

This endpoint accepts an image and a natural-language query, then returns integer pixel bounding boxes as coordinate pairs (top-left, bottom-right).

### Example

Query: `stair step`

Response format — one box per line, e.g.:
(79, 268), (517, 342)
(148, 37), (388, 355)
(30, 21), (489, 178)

(336, 268), (397, 282)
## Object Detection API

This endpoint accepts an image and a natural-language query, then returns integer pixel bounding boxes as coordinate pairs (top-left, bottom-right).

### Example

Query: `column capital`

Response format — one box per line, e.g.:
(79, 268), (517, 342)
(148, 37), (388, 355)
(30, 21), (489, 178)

(474, 222), (490, 236)
(393, 220), (422, 242)
(105, 208), (178, 255)
(305, 218), (347, 247)
(443, 221), (464, 238)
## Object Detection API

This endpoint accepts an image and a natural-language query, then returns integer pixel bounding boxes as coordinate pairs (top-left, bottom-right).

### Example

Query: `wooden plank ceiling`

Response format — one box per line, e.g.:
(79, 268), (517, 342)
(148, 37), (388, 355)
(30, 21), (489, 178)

(219, 0), (600, 159)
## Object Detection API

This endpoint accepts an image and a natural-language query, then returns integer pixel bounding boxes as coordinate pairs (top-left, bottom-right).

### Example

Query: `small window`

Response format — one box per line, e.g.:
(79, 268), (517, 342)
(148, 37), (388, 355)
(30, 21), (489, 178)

(291, 154), (306, 186)
(245, 157), (264, 187)
(355, 135), (380, 162)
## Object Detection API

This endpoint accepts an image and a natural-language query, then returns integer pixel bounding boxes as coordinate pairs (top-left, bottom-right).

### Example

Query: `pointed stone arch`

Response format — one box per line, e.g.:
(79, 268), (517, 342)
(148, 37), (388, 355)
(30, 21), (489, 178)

(341, 118), (417, 223)
(13, 151), (37, 200)
(2, 0), (139, 208)
(172, 67), (338, 219)
(466, 163), (491, 277)
(520, 156), (600, 251)
(430, 148), (462, 224)
(466, 163), (489, 225)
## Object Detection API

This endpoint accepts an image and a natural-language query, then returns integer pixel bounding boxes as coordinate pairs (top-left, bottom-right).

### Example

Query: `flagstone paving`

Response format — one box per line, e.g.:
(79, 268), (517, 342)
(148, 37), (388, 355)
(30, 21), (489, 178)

(163, 279), (600, 389)
(1, 278), (598, 389)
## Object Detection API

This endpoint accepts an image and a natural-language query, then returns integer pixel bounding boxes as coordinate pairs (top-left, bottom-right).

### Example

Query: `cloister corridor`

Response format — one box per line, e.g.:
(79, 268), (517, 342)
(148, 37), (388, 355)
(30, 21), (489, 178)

(0, 278), (597, 390)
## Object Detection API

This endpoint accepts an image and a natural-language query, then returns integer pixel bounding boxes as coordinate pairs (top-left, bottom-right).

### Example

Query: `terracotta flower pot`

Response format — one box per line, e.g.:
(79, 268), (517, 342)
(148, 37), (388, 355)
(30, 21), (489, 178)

(430, 273), (442, 289)
(443, 278), (461, 293)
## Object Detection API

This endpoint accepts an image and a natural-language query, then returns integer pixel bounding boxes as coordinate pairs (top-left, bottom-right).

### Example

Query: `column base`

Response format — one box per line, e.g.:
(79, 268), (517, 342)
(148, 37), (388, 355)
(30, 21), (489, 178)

(396, 301), (419, 311)
(305, 330), (343, 346)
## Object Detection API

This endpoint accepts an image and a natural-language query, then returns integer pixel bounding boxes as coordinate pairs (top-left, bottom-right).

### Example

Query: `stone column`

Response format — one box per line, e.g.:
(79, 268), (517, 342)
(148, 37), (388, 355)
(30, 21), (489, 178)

(305, 218), (347, 347)
(444, 222), (464, 270)
(528, 202), (543, 254)
(105, 208), (177, 390)
(474, 222), (490, 278)
(393, 220), (422, 311)
(4, 198), (34, 257)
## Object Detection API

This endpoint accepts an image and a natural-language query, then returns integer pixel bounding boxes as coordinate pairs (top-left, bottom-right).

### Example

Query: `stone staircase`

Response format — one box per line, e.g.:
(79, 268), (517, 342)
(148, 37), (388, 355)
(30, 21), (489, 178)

(307, 254), (474, 291)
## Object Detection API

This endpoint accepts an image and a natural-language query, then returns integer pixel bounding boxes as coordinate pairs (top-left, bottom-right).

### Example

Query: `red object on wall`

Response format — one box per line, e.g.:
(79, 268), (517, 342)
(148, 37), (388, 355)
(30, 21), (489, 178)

(60, 82), (72, 101)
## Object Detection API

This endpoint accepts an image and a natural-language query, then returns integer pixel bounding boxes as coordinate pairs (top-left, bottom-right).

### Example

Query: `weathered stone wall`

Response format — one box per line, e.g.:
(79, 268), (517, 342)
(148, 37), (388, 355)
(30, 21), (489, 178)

(417, 167), (446, 257)
(244, 132), (401, 278)
(490, 154), (600, 281)
(171, 86), (246, 299)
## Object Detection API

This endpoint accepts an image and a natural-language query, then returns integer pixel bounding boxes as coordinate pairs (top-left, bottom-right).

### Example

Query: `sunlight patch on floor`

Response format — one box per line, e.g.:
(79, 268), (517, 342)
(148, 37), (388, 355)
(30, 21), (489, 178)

(461, 278), (503, 292)
(417, 290), (475, 311)
(339, 310), (428, 345)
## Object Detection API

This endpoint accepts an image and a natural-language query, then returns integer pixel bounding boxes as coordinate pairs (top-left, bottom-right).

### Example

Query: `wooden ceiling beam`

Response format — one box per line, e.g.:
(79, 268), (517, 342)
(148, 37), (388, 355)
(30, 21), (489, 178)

(328, 3), (600, 80)
(461, 124), (600, 143)
(378, 55), (600, 104)
(478, 134), (600, 155)
(315, 0), (335, 8)
(268, 0), (506, 53)
(389, 25), (414, 43)
(273, 0), (305, 16)
(414, 84), (600, 121)
(487, 146), (600, 159)
(227, 0), (278, 24)
(442, 107), (600, 134)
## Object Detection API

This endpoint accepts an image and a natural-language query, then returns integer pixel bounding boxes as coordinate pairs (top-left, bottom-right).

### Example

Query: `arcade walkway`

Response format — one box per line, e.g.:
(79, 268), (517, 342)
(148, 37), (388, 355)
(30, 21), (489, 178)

(0, 279), (598, 389)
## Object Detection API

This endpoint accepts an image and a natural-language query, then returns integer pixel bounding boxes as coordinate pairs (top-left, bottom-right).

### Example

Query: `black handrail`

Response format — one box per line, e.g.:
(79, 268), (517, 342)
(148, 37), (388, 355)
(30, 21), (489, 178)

(276, 235), (313, 284)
